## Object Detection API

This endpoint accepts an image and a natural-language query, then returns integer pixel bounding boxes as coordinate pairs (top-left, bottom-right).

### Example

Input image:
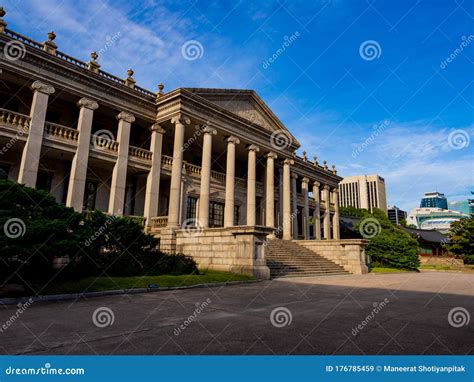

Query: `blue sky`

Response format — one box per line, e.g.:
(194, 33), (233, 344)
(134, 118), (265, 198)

(5, 0), (473, 211)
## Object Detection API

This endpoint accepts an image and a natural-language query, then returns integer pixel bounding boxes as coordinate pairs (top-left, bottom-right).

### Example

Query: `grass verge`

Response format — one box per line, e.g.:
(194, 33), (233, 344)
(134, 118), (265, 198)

(370, 267), (415, 273)
(40, 270), (254, 295)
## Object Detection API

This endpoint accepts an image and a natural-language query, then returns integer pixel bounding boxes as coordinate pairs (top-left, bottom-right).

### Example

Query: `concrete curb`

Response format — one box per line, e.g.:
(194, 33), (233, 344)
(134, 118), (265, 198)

(0, 279), (263, 306)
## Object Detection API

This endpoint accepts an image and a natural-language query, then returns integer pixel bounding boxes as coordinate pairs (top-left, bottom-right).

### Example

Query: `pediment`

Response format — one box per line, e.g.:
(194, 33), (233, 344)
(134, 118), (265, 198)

(184, 89), (296, 140)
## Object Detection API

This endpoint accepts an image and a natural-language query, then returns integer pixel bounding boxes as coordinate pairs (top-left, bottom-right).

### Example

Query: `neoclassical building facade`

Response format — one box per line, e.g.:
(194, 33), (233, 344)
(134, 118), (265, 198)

(0, 10), (367, 278)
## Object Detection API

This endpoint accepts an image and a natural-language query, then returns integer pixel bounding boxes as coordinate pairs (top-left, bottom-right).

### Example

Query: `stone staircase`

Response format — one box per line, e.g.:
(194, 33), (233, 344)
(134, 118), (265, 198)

(266, 240), (350, 278)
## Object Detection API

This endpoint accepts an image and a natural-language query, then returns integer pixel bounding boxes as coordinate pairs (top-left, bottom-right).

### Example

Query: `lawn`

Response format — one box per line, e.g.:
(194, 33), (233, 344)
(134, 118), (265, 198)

(40, 270), (254, 296)
(370, 267), (415, 273)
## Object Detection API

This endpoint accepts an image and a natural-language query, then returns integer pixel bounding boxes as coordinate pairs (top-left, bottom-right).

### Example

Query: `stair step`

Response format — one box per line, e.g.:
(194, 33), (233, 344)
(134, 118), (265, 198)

(266, 239), (348, 279)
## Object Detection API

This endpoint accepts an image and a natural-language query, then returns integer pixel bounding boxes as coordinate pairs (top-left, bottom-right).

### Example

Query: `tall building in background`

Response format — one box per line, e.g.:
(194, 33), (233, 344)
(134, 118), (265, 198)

(339, 175), (387, 213)
(388, 206), (407, 225)
(420, 192), (448, 209)
(449, 192), (474, 215)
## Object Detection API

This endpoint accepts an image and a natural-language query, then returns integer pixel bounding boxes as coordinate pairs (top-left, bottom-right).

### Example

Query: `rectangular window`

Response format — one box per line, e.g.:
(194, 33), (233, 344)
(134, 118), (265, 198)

(186, 197), (198, 221)
(83, 180), (98, 210)
(209, 201), (224, 228)
(36, 171), (53, 192)
(234, 205), (240, 226)
(0, 165), (10, 180)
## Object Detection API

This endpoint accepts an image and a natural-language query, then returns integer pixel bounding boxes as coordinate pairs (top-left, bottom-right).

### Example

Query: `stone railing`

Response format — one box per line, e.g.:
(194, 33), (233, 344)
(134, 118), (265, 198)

(161, 154), (173, 168)
(211, 170), (226, 183)
(44, 122), (79, 142)
(185, 162), (201, 176)
(0, 108), (30, 131)
(150, 216), (168, 228)
(2, 28), (156, 100)
(129, 146), (152, 161)
(91, 134), (119, 152)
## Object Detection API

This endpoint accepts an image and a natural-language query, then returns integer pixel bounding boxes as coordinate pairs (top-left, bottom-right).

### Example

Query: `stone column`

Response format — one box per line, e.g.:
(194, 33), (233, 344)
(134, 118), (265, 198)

(301, 177), (310, 239)
(18, 81), (55, 187)
(282, 159), (293, 240)
(65, 98), (98, 212)
(108, 111), (134, 215)
(332, 188), (340, 240)
(246, 145), (260, 225)
(291, 173), (299, 239)
(265, 152), (278, 227)
(167, 115), (190, 227)
(323, 185), (331, 239)
(198, 126), (217, 228)
(224, 136), (240, 227)
(312, 181), (321, 240)
(143, 124), (165, 222)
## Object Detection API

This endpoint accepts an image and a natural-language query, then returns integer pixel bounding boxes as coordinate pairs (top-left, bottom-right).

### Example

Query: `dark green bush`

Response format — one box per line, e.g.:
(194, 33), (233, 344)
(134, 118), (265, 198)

(355, 208), (420, 270)
(463, 255), (474, 265)
(0, 180), (198, 288)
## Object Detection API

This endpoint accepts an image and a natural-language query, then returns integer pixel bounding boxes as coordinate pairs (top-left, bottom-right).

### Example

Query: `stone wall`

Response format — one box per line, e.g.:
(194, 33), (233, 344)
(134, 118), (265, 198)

(174, 226), (274, 279)
(296, 239), (369, 274)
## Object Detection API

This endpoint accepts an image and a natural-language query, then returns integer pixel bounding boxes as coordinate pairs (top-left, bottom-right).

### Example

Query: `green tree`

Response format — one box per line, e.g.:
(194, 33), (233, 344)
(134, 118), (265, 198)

(355, 208), (420, 270)
(446, 217), (474, 260)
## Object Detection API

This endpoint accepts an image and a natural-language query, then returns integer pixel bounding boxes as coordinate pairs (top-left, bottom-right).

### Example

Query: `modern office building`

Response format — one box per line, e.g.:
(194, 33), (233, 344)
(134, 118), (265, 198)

(420, 192), (448, 209)
(387, 205), (407, 225)
(449, 193), (474, 215)
(0, 9), (369, 279)
(338, 174), (387, 213)
(407, 207), (468, 233)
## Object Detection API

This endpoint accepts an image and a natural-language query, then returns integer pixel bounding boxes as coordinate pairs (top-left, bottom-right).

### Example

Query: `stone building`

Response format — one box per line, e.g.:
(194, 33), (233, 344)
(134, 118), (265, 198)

(0, 9), (367, 279)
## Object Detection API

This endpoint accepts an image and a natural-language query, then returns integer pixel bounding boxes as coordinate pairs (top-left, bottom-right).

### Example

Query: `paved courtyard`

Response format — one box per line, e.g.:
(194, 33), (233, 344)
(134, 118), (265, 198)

(0, 272), (472, 355)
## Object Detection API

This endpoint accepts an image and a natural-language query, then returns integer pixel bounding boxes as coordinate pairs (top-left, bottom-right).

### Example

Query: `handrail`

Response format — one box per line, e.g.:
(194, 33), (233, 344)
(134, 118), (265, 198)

(44, 122), (79, 141)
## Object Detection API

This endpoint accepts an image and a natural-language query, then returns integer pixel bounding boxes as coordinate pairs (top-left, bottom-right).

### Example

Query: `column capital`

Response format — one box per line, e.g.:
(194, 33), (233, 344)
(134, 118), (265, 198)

(313, 181), (321, 188)
(331, 188), (339, 194)
(77, 97), (98, 110)
(150, 123), (166, 134)
(302, 177), (310, 184)
(323, 184), (331, 191)
(31, 81), (55, 95)
(265, 152), (278, 159)
(227, 136), (240, 145)
(283, 158), (294, 166)
(201, 126), (217, 135)
(291, 172), (298, 179)
(171, 114), (191, 125)
(116, 111), (135, 123)
(247, 144), (260, 153)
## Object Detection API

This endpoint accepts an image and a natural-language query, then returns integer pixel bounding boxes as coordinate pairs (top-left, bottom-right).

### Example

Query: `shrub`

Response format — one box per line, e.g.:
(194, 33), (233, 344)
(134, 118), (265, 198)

(0, 180), (198, 288)
(463, 255), (474, 265)
(356, 208), (420, 270)
(446, 216), (473, 257)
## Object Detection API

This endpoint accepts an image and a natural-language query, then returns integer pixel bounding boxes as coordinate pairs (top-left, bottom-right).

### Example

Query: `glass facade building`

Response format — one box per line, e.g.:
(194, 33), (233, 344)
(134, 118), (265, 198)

(420, 192), (448, 209)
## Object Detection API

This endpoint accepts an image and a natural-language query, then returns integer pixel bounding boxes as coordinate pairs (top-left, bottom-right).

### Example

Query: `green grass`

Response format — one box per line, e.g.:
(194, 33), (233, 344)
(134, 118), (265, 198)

(41, 270), (254, 295)
(419, 264), (452, 271)
(370, 267), (415, 273)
